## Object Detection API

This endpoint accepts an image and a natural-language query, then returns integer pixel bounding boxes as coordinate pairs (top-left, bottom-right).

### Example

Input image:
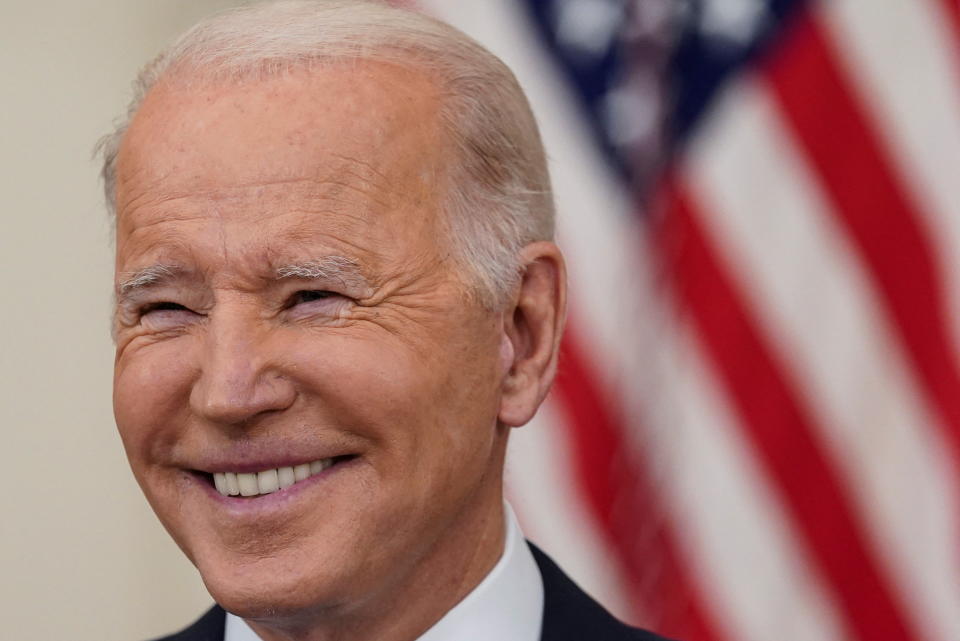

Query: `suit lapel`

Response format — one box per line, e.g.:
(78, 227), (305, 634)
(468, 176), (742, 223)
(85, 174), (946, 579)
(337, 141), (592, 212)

(530, 542), (670, 641)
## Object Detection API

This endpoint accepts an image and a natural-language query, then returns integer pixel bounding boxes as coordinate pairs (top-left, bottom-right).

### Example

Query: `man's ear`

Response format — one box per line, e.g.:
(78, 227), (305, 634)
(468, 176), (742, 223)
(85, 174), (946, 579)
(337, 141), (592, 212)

(498, 241), (567, 427)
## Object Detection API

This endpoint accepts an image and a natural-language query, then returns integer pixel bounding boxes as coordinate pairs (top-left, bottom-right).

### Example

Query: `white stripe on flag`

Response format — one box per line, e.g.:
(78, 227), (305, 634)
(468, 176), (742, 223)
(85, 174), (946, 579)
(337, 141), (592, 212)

(824, 0), (960, 364)
(685, 75), (960, 641)
(648, 317), (847, 641)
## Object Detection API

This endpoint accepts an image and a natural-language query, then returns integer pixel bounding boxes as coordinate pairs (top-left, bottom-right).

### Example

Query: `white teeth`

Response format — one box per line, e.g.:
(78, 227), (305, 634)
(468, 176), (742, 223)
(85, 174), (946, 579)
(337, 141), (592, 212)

(238, 473), (259, 497)
(278, 467), (295, 489)
(258, 469), (280, 494)
(214, 473), (227, 495)
(212, 458), (337, 497)
(293, 463), (311, 481)
(225, 472), (240, 496)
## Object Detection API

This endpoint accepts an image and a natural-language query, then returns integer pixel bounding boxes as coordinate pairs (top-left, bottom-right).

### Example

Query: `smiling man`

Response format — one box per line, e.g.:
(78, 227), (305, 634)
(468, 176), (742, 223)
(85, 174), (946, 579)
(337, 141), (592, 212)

(99, 2), (670, 641)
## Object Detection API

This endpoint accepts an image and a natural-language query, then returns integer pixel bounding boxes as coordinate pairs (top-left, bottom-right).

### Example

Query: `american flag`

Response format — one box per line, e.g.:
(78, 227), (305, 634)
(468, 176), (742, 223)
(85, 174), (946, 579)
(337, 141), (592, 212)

(416, 1), (960, 640)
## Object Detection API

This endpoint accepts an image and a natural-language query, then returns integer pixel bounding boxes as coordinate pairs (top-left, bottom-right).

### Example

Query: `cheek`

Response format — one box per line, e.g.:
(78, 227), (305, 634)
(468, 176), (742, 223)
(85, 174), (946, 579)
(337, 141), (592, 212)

(290, 328), (501, 456)
(288, 335), (434, 434)
(113, 340), (196, 460)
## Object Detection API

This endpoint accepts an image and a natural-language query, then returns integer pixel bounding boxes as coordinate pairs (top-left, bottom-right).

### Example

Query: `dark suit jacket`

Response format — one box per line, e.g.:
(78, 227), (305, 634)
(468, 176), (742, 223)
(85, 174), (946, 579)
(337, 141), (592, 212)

(153, 543), (673, 641)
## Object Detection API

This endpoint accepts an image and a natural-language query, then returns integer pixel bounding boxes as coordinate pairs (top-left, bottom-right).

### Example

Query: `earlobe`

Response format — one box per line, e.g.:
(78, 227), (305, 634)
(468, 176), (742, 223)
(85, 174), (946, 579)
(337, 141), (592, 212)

(498, 241), (567, 427)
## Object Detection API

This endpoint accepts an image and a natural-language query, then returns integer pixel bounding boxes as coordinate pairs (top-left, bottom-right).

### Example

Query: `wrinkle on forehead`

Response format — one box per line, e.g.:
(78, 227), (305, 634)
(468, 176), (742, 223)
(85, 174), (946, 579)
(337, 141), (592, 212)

(115, 62), (448, 211)
(118, 168), (397, 238)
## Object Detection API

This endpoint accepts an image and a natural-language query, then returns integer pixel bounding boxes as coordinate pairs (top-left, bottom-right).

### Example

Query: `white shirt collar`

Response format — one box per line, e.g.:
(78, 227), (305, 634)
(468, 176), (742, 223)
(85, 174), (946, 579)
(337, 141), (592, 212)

(225, 504), (544, 641)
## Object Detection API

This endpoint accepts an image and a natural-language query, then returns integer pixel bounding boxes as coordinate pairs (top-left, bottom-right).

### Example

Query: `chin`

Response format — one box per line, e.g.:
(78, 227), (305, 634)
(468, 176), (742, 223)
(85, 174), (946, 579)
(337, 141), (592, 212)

(140, 457), (393, 621)
(196, 548), (351, 621)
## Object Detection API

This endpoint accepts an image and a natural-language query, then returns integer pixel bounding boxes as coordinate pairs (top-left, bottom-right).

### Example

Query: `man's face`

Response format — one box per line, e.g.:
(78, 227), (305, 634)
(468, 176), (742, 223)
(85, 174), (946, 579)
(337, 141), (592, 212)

(112, 64), (510, 619)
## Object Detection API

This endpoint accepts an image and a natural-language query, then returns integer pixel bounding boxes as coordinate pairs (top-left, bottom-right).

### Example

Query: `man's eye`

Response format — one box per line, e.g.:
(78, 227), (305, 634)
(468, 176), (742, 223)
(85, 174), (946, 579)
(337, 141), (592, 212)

(290, 290), (337, 305)
(142, 302), (189, 315)
(137, 302), (198, 331)
(286, 290), (350, 320)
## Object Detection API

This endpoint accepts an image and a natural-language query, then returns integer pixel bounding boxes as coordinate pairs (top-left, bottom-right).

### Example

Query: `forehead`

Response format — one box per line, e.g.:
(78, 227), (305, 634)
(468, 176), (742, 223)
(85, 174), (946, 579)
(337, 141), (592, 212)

(114, 61), (450, 272)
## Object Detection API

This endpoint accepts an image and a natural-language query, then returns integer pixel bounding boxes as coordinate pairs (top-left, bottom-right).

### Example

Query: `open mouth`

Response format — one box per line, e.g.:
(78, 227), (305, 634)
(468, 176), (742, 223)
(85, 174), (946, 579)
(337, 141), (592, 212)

(202, 455), (357, 498)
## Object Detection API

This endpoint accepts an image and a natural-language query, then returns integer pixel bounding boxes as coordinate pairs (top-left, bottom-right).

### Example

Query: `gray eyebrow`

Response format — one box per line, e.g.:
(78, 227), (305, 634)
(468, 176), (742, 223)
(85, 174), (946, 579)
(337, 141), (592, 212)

(115, 255), (371, 301)
(275, 256), (370, 291)
(117, 264), (180, 296)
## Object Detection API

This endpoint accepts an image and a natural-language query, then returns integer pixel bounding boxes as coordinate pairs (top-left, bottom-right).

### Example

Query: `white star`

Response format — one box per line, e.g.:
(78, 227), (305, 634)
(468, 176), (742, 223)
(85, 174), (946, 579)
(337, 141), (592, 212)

(601, 72), (659, 149)
(699, 0), (768, 47)
(553, 0), (625, 59)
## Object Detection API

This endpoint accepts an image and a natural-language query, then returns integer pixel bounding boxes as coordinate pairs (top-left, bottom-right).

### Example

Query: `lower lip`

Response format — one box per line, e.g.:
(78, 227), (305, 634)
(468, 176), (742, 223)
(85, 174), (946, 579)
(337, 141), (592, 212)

(189, 458), (359, 516)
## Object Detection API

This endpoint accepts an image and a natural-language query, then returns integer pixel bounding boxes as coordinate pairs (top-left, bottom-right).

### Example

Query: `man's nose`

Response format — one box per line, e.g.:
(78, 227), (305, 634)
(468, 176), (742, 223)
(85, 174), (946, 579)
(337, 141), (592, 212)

(189, 311), (297, 426)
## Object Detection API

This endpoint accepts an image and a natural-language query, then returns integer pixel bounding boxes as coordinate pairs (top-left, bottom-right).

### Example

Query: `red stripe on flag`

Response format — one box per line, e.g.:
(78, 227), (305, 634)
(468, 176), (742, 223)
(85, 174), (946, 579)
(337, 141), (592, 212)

(552, 323), (726, 641)
(762, 10), (960, 532)
(658, 176), (919, 641)
(933, 0), (960, 61)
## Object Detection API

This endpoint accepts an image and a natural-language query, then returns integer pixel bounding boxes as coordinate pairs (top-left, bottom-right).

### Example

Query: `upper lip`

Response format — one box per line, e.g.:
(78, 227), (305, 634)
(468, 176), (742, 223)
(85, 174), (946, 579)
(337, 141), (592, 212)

(185, 452), (358, 475)
(166, 431), (366, 474)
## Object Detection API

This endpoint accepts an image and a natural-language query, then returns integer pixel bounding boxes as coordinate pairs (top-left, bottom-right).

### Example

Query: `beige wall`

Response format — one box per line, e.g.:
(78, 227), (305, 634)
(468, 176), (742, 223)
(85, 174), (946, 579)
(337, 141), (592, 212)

(0, 2), (239, 639)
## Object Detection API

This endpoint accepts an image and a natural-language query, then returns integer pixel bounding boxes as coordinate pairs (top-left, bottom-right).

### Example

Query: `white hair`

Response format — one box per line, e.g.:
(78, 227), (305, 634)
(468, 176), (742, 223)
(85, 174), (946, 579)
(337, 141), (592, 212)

(97, 0), (555, 307)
